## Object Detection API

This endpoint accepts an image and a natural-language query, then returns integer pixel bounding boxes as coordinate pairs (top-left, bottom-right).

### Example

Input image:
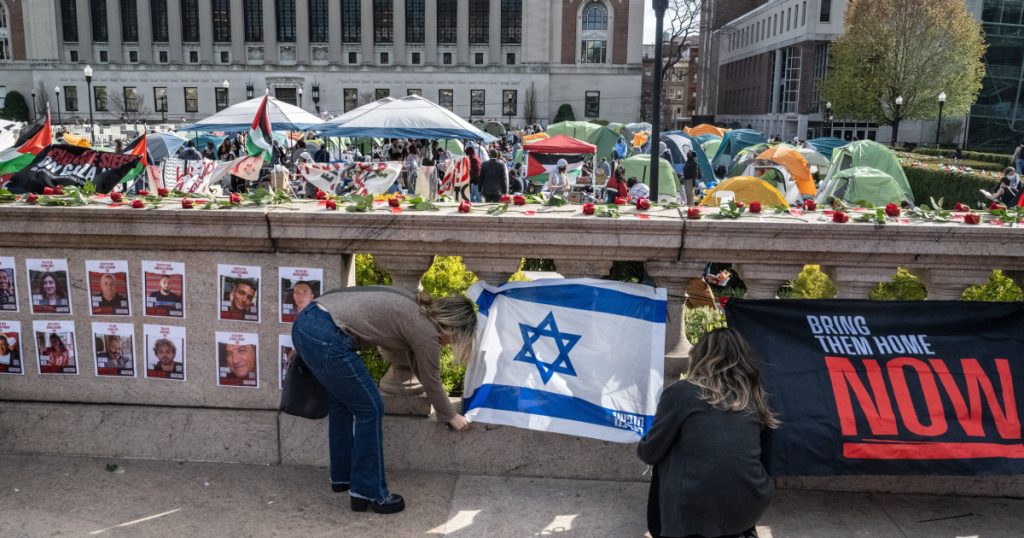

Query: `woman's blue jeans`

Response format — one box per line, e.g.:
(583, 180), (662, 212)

(292, 302), (389, 503)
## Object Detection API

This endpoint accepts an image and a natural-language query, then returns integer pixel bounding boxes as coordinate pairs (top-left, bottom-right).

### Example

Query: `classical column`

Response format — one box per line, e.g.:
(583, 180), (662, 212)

(137, 0), (153, 63)
(262, 0), (278, 64)
(647, 261), (707, 380)
(360, 0), (373, 64)
(371, 254), (435, 416)
(824, 266), (896, 299)
(230, 0), (245, 64)
(199, 0), (214, 63)
(424, 0), (437, 65)
(328, 0), (342, 63)
(456, 0), (469, 64)
(392, 0), (405, 65)
(918, 268), (994, 301)
(732, 263), (804, 299)
(76, 0), (94, 62)
(296, 0), (310, 63)
(107, 0), (124, 63)
(167, 0), (183, 63)
(488, 0), (500, 65)
(460, 257), (521, 286)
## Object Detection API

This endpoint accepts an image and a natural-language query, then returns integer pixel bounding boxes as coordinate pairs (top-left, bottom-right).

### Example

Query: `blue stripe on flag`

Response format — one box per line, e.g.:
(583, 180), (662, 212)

(463, 383), (654, 437)
(475, 284), (666, 323)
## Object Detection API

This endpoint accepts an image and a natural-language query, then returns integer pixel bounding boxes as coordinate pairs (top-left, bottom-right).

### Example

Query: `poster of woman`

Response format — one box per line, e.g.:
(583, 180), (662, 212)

(0, 257), (19, 312)
(0, 320), (23, 375)
(33, 320), (78, 375)
(27, 259), (72, 315)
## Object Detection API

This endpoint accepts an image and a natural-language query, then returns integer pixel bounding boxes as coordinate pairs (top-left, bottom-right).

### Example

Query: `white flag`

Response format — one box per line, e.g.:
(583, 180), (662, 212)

(465, 278), (666, 443)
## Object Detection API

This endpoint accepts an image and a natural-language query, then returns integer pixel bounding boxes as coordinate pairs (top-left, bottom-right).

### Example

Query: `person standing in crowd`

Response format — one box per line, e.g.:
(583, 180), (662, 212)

(403, 145), (421, 192)
(480, 150), (509, 202)
(627, 177), (650, 200)
(682, 151), (700, 204)
(466, 146), (483, 202)
(509, 162), (525, 194)
(638, 328), (778, 538)
(313, 143), (331, 164)
(1013, 140), (1023, 175)
(179, 141), (202, 161)
(202, 142), (216, 160)
(614, 137), (629, 160)
(218, 138), (234, 161)
(290, 287), (477, 515)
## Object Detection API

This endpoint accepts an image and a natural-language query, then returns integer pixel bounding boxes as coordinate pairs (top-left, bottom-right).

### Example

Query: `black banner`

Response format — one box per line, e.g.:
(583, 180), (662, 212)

(726, 300), (1024, 476)
(5, 144), (142, 194)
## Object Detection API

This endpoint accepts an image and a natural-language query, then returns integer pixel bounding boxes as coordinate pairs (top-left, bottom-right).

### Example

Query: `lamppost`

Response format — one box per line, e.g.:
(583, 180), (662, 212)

(84, 65), (96, 143)
(892, 95), (904, 148)
(54, 86), (62, 132)
(505, 94), (514, 129)
(222, 79), (230, 105)
(30, 91), (37, 121)
(649, 0), (669, 201)
(246, 82), (255, 100)
(935, 92), (946, 147)
(825, 101), (833, 137)
(312, 83), (320, 114)
(298, 87), (304, 109)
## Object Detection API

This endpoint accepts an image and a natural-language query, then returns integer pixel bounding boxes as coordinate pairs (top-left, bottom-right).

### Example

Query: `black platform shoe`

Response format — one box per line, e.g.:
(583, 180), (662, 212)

(350, 493), (405, 514)
(331, 482), (349, 493)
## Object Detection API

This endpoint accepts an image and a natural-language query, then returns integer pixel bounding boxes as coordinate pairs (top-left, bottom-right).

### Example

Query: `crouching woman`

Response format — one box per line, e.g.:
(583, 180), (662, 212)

(637, 328), (780, 538)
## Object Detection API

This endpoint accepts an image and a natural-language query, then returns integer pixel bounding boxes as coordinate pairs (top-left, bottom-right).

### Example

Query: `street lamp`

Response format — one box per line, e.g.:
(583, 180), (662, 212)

(935, 92), (946, 147)
(246, 82), (255, 100)
(312, 83), (320, 114)
(84, 65), (96, 143)
(892, 95), (904, 148)
(298, 87), (304, 109)
(30, 91), (37, 121)
(825, 101), (833, 137)
(649, 0), (669, 200)
(54, 86), (62, 132)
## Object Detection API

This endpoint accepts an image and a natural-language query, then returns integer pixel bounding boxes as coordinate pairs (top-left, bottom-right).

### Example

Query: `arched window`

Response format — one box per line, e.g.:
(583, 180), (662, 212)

(0, 0), (10, 61)
(582, 2), (607, 31)
(580, 1), (608, 64)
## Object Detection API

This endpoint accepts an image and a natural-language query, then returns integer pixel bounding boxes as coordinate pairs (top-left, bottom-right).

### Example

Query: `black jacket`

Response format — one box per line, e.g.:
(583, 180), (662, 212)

(479, 159), (508, 196)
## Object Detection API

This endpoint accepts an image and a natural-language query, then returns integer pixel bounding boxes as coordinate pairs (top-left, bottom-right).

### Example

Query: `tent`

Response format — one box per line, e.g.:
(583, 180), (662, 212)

(523, 134), (597, 188)
(754, 145), (816, 196)
(439, 139), (466, 155)
(145, 132), (188, 163)
(619, 154), (678, 200)
(522, 132), (550, 144)
(685, 124), (728, 138)
(180, 95), (324, 131)
(699, 176), (789, 207)
(61, 133), (93, 148)
(701, 137), (723, 160)
(659, 132), (714, 181)
(545, 121), (619, 162)
(319, 95), (495, 142)
(607, 122), (626, 137)
(806, 137), (847, 160)
(726, 143), (771, 178)
(798, 147), (832, 169)
(815, 167), (913, 207)
(823, 140), (914, 204)
(484, 121), (507, 137)
(711, 129), (767, 175)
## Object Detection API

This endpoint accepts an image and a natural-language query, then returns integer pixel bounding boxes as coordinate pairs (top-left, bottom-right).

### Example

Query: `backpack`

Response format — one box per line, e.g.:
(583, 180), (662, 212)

(1000, 177), (1019, 208)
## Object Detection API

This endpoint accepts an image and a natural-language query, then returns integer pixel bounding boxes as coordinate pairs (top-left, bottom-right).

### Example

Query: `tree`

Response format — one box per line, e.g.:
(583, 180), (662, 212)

(822, 0), (986, 146)
(107, 91), (152, 125)
(36, 82), (52, 119)
(0, 91), (30, 121)
(553, 104), (575, 123)
(658, 0), (701, 85)
(357, 91), (375, 106)
(523, 83), (538, 126)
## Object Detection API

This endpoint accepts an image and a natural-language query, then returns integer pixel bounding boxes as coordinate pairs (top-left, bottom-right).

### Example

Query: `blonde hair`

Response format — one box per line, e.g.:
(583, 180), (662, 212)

(686, 328), (780, 429)
(416, 292), (477, 364)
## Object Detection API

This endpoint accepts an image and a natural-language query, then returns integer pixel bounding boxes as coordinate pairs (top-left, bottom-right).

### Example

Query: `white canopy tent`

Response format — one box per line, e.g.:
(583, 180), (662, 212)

(319, 95), (497, 142)
(179, 95), (324, 132)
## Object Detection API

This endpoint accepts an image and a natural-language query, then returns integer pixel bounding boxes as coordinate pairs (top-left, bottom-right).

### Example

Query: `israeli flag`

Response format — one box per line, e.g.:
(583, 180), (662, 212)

(464, 278), (666, 443)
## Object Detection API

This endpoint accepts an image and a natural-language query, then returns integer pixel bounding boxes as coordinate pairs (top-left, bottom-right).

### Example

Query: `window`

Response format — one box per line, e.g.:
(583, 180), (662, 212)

(95, 86), (108, 111)
(506, 53), (515, 65)
(406, 0), (425, 43)
(585, 91), (600, 118)
(129, 50), (138, 63)
(184, 87), (198, 112)
(502, 89), (517, 117)
(810, 42), (830, 112)
(380, 52), (389, 64)
(215, 87), (229, 111)
(820, 0), (831, 23)
(780, 46), (801, 113)
(443, 52), (452, 64)
(348, 51), (357, 64)
(220, 51), (230, 63)
(154, 87), (167, 112)
(341, 0), (361, 43)
(309, 0), (329, 43)
(64, 86), (79, 112)
(411, 52), (421, 64)
(276, 0), (296, 42)
(802, 1), (807, 26)
(151, 0), (168, 42)
(343, 88), (357, 111)
(580, 2), (608, 64)
(123, 87), (139, 112)
(439, 89), (453, 111)
(213, 0), (231, 43)
(475, 52), (484, 65)
(244, 0), (263, 42)
(182, 0), (200, 42)
(0, 3), (7, 61)
(61, 0), (79, 42)
(158, 50), (168, 63)
(91, 0), (109, 42)
(501, 0), (522, 44)
(99, 50), (108, 62)
(581, 40), (606, 63)
(375, 88), (390, 100)
(121, 0), (139, 42)
(373, 0), (393, 43)
(469, 0), (489, 44)
(407, 88), (421, 96)
(70, 50), (80, 62)
(470, 89), (485, 116)
(189, 50), (198, 63)
(582, 2), (607, 31)
(437, 0), (457, 44)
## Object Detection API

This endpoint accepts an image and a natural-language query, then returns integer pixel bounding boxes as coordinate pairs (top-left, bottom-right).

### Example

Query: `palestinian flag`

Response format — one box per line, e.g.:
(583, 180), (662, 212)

(526, 153), (586, 182)
(246, 95), (274, 162)
(0, 112), (53, 177)
(119, 132), (148, 185)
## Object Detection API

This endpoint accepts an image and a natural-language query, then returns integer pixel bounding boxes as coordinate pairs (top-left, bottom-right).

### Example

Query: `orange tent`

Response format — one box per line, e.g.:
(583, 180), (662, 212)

(755, 145), (816, 196)
(523, 132), (550, 143)
(685, 124), (728, 138)
(632, 131), (649, 148)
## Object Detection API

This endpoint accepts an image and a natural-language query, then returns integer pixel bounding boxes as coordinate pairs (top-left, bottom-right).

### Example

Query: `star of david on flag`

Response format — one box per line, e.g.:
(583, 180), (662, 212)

(514, 312), (580, 384)
(464, 278), (667, 443)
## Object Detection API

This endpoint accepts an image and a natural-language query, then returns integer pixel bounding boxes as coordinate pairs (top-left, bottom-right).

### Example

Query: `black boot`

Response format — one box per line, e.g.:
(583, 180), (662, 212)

(351, 493), (405, 514)
(331, 482), (349, 493)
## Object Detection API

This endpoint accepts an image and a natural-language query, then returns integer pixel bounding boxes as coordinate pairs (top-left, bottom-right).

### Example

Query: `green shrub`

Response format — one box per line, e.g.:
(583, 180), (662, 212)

(903, 167), (997, 209)
(590, 119), (610, 126)
(782, 265), (837, 299)
(359, 348), (390, 384)
(912, 147), (1012, 168)
(553, 104), (576, 123)
(609, 261), (644, 283)
(355, 254), (392, 286)
(685, 307), (727, 344)
(962, 270), (1023, 302)
(0, 91), (29, 121)
(440, 348), (466, 396)
(421, 256), (478, 297)
(870, 268), (928, 300)
(523, 258), (556, 272)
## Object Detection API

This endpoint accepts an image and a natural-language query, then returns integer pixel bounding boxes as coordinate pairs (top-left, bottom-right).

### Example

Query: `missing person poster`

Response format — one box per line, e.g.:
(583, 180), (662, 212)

(0, 257), (19, 312)
(86, 260), (132, 316)
(26, 258), (72, 315)
(279, 267), (323, 324)
(279, 334), (294, 389)
(218, 265), (260, 323)
(0, 320), (24, 375)
(142, 261), (186, 319)
(92, 322), (136, 378)
(144, 324), (186, 381)
(216, 331), (259, 388)
(33, 320), (78, 375)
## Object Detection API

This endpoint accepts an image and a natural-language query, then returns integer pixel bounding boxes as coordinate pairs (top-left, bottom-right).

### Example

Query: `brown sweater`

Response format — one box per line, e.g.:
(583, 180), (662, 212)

(315, 286), (456, 422)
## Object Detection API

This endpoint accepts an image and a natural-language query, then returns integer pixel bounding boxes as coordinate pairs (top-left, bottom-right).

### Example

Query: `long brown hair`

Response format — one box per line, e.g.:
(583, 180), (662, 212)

(685, 328), (780, 428)
(415, 292), (477, 365)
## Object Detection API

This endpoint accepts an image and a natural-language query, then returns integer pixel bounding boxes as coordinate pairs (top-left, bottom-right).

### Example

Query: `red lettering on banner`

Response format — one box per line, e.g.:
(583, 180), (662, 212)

(929, 358), (1020, 440)
(825, 356), (898, 436)
(888, 357), (947, 437)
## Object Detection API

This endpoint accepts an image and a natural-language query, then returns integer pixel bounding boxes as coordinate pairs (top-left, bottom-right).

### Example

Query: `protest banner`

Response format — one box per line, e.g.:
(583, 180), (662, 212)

(5, 144), (142, 194)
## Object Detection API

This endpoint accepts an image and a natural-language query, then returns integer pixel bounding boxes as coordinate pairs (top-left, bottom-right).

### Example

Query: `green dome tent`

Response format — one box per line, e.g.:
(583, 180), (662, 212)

(823, 140), (914, 204)
(546, 121), (619, 162)
(815, 167), (913, 207)
(619, 154), (678, 200)
(711, 129), (767, 174)
(726, 143), (772, 178)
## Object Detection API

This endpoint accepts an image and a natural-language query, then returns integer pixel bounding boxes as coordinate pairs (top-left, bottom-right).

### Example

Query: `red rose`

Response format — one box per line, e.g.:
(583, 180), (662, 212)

(157, 188), (170, 197)
(614, 197), (627, 205)
(26, 193), (39, 204)
(832, 211), (849, 223)
(110, 192), (124, 203)
(635, 197), (651, 210)
(54, 185), (65, 195)
(582, 203), (596, 215)
(749, 201), (762, 213)
(181, 198), (194, 209)
(954, 202), (970, 212)
(687, 207), (701, 219)
(735, 201), (745, 209)
(964, 213), (981, 225)
(458, 200), (472, 213)
(131, 199), (145, 209)
(42, 187), (55, 195)
(229, 192), (242, 205)
(138, 189), (149, 196)
(500, 195), (512, 203)
(884, 203), (900, 217)
(989, 201), (1005, 211)
(325, 199), (337, 210)
(388, 198), (401, 208)
(513, 195), (526, 206)
(803, 199), (817, 211)
(315, 190), (327, 200)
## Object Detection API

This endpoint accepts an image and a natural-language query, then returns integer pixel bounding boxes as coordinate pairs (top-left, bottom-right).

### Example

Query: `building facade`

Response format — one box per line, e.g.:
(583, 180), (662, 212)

(968, 0), (1024, 152)
(0, 0), (645, 127)
(641, 40), (698, 129)
(694, 0), (767, 122)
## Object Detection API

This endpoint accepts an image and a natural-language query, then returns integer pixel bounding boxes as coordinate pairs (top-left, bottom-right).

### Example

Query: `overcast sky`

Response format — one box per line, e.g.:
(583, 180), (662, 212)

(643, 0), (657, 44)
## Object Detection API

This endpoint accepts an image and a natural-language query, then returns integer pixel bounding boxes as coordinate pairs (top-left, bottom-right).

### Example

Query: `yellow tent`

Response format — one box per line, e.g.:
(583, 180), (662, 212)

(685, 124), (728, 138)
(523, 132), (550, 143)
(632, 131), (650, 148)
(699, 176), (789, 207)
(756, 145), (816, 196)
(62, 133), (91, 148)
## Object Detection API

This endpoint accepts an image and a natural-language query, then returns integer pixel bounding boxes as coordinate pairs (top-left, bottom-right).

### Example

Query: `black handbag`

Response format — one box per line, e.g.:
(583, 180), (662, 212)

(279, 354), (329, 419)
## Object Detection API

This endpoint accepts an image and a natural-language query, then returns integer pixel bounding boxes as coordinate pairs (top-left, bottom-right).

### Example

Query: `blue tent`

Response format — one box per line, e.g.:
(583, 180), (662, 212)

(711, 129), (767, 175)
(655, 131), (715, 181)
(807, 137), (847, 160)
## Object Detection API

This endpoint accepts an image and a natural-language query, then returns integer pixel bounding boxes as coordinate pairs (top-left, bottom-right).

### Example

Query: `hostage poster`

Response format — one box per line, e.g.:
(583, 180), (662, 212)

(5, 144), (142, 194)
(0, 320), (23, 375)
(726, 300), (1024, 476)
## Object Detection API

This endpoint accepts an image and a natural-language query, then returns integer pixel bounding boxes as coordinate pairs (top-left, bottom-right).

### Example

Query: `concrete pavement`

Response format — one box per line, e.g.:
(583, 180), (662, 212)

(0, 454), (1022, 537)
